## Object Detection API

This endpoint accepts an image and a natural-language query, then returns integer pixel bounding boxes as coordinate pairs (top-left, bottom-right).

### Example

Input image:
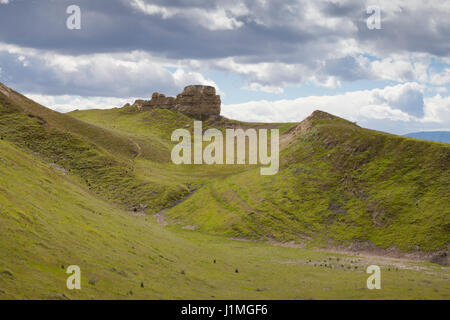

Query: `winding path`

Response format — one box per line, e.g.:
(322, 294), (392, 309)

(154, 188), (198, 226)
(129, 138), (142, 159)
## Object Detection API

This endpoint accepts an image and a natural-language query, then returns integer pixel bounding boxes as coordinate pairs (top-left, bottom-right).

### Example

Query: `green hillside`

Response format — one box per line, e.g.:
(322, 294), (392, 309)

(0, 85), (191, 212)
(0, 82), (449, 299)
(70, 106), (450, 252)
(0, 137), (449, 299)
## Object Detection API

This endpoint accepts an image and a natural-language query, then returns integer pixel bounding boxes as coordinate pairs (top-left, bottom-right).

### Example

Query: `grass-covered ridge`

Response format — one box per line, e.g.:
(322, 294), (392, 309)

(163, 112), (450, 252)
(0, 86), (188, 212)
(68, 105), (450, 252)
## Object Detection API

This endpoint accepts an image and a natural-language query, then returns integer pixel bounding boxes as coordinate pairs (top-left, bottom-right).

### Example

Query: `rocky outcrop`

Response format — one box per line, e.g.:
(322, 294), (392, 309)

(129, 85), (221, 120)
(174, 85), (221, 120)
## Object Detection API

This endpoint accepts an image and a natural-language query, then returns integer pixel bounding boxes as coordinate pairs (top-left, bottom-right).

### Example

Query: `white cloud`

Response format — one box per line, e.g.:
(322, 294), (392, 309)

(0, 43), (219, 98)
(172, 68), (217, 91)
(429, 68), (450, 86)
(359, 104), (410, 121)
(436, 87), (448, 94)
(423, 94), (450, 124)
(209, 58), (341, 92)
(24, 94), (136, 113)
(222, 83), (449, 133)
(130, 0), (247, 30)
(198, 52), (448, 94)
(369, 57), (415, 82)
(243, 83), (284, 94)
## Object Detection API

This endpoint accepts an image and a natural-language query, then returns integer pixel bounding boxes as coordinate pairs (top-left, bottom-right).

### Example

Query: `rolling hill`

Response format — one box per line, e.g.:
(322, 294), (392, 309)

(69, 107), (450, 253)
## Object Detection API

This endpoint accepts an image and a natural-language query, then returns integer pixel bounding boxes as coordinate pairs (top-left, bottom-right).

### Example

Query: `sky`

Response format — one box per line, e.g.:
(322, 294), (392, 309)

(0, 0), (449, 134)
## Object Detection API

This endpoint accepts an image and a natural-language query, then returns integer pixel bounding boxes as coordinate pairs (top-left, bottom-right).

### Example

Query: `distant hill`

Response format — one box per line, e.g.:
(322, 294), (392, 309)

(405, 131), (450, 144)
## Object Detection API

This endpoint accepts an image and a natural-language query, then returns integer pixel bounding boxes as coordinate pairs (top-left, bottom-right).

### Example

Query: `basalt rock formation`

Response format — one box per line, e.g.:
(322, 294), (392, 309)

(129, 85), (221, 120)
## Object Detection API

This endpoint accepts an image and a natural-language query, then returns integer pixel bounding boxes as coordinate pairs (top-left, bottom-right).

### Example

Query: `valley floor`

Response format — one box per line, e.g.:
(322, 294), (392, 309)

(2, 211), (449, 299)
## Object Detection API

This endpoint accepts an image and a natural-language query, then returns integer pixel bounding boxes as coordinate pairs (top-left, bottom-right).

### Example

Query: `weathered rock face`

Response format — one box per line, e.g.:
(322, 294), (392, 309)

(174, 85), (221, 120)
(130, 85), (221, 120)
(147, 93), (176, 109)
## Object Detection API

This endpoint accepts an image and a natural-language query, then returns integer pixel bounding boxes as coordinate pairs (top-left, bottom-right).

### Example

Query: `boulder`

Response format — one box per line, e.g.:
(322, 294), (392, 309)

(174, 85), (221, 120)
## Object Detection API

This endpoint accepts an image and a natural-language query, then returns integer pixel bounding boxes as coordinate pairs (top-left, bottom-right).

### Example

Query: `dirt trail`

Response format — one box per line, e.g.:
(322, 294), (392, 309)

(228, 237), (449, 268)
(153, 188), (198, 227)
(129, 138), (142, 158)
(154, 209), (169, 226)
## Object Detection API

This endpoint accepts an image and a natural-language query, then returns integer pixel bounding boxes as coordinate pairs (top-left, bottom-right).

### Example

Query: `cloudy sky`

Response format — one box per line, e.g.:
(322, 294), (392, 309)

(0, 0), (449, 134)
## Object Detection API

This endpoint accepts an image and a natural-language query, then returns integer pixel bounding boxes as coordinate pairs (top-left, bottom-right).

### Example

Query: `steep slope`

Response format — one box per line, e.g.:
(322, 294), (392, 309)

(0, 82), (281, 214)
(0, 83), (138, 160)
(0, 83), (187, 212)
(68, 104), (292, 200)
(165, 111), (450, 252)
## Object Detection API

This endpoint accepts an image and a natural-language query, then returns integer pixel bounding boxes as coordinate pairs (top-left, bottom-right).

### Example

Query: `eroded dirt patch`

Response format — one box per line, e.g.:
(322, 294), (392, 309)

(153, 188), (198, 227)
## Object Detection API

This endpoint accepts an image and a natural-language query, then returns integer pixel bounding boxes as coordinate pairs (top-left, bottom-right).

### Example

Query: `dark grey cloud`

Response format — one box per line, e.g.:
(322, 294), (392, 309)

(323, 56), (370, 81)
(320, 0), (359, 17)
(0, 0), (260, 58)
(1, 0), (447, 59)
(0, 0), (449, 98)
(392, 89), (424, 118)
(355, 3), (450, 57)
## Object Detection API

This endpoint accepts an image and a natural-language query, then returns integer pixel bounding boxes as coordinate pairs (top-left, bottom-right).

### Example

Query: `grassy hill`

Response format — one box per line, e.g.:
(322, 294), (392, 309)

(0, 82), (449, 299)
(0, 137), (449, 299)
(70, 106), (450, 252)
(0, 84), (194, 212)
